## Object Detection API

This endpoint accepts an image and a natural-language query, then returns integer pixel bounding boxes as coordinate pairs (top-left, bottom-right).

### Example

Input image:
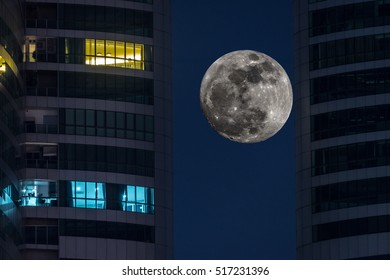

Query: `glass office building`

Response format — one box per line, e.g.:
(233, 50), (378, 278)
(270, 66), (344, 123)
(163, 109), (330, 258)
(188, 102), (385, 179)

(295, 0), (390, 259)
(0, 0), (172, 259)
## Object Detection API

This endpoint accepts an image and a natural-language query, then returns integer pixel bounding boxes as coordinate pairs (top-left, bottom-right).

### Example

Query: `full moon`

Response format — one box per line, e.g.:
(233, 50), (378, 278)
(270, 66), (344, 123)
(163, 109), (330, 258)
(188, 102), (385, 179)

(200, 50), (293, 143)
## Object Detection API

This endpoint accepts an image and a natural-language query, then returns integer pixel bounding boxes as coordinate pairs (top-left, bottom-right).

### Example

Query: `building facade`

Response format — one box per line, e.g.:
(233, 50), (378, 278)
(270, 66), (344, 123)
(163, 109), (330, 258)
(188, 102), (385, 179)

(0, 0), (172, 259)
(295, 0), (390, 259)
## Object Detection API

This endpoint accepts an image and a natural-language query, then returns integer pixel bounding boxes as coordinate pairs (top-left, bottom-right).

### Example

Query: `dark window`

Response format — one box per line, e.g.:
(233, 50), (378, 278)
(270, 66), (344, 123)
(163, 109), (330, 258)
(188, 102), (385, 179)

(59, 108), (154, 141)
(96, 111), (105, 127)
(58, 144), (154, 177)
(59, 219), (155, 243)
(312, 140), (390, 176)
(86, 110), (95, 126)
(24, 226), (58, 245)
(17, 144), (58, 170)
(56, 4), (153, 37)
(309, 2), (389, 37)
(313, 176), (390, 213)
(26, 3), (57, 28)
(310, 33), (390, 70)
(36, 226), (47, 244)
(311, 104), (390, 140)
(75, 109), (85, 126)
(116, 112), (125, 129)
(106, 112), (115, 137)
(26, 70), (154, 105)
(313, 215), (390, 242)
(25, 227), (36, 244)
(310, 67), (390, 104)
(65, 109), (74, 125)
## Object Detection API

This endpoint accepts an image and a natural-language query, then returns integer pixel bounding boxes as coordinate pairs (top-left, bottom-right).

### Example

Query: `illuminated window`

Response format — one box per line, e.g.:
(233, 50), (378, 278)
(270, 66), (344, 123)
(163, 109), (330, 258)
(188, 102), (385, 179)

(96, 39), (105, 65)
(85, 38), (95, 64)
(85, 39), (144, 70)
(19, 180), (58, 207)
(106, 40), (115, 66)
(0, 56), (5, 73)
(25, 39), (36, 62)
(0, 185), (14, 206)
(122, 185), (154, 214)
(25, 37), (57, 62)
(116, 41), (125, 67)
(70, 181), (105, 209)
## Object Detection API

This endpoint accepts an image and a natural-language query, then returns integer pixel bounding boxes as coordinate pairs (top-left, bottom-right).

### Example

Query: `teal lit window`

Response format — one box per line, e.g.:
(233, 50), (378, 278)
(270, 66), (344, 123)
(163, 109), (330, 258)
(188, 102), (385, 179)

(122, 185), (154, 214)
(19, 180), (57, 207)
(71, 181), (105, 209)
(0, 185), (13, 206)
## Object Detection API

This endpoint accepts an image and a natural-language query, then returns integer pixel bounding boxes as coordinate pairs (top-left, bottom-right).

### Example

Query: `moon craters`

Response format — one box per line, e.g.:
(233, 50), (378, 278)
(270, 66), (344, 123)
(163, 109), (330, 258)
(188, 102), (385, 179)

(228, 69), (246, 85)
(248, 53), (260, 61)
(246, 65), (263, 84)
(210, 83), (234, 110)
(200, 50), (293, 143)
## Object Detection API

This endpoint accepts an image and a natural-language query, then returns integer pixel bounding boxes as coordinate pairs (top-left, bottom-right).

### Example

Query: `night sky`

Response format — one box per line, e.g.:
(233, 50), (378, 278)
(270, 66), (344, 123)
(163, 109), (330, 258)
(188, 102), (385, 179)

(172, 0), (295, 259)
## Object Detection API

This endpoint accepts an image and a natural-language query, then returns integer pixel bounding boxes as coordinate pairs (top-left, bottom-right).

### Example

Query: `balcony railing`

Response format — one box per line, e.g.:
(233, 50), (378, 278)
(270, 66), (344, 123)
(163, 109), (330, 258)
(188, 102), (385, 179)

(20, 196), (58, 207)
(26, 87), (57, 97)
(24, 123), (58, 134)
(26, 19), (57, 29)
(19, 159), (58, 169)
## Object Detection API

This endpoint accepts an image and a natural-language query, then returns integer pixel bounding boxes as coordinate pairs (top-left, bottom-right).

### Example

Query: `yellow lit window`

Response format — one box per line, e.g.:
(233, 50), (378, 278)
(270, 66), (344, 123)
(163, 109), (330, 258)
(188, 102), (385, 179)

(85, 39), (145, 70)
(126, 42), (135, 69)
(0, 56), (5, 73)
(25, 39), (37, 62)
(96, 40), (105, 65)
(105, 40), (115, 66)
(116, 41), (125, 68)
(135, 44), (144, 70)
(85, 39), (95, 65)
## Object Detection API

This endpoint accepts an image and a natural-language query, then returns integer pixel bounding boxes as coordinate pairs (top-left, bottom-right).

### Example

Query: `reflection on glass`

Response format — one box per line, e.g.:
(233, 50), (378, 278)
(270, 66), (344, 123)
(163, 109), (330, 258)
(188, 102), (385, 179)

(0, 185), (14, 208)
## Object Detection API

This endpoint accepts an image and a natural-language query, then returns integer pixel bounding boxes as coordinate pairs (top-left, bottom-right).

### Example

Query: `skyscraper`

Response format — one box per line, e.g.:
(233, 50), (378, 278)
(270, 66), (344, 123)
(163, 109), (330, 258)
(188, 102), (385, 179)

(0, 0), (172, 259)
(295, 0), (390, 259)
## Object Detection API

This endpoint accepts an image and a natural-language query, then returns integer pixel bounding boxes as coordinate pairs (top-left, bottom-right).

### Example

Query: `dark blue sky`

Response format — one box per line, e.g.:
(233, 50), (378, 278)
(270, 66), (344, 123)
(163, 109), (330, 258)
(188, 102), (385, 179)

(172, 0), (295, 259)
